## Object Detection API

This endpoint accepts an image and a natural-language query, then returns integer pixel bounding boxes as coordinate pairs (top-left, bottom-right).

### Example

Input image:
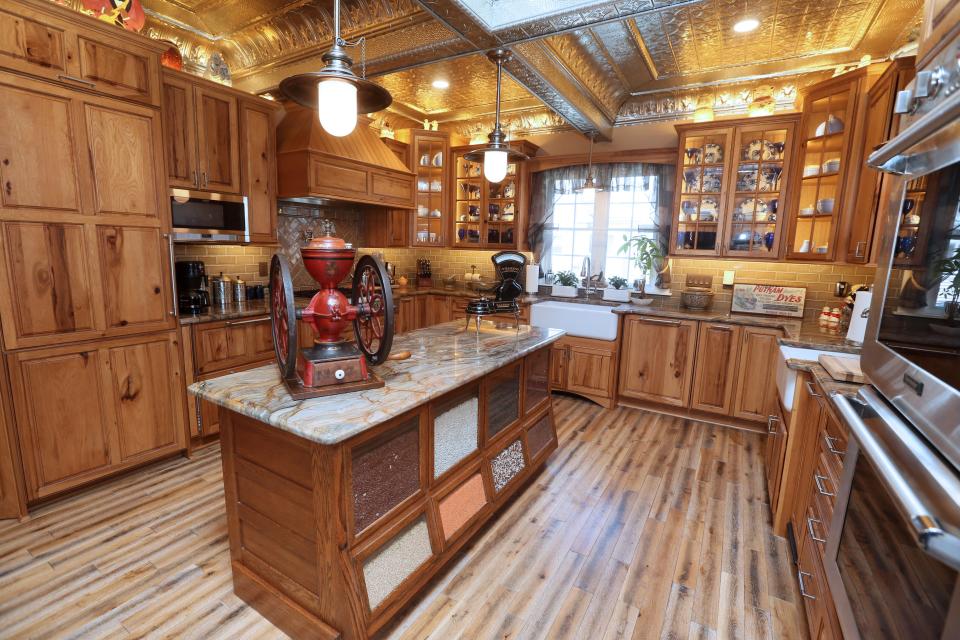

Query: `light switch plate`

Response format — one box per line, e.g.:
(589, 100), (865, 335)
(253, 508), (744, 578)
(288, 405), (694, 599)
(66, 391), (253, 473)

(722, 270), (736, 287)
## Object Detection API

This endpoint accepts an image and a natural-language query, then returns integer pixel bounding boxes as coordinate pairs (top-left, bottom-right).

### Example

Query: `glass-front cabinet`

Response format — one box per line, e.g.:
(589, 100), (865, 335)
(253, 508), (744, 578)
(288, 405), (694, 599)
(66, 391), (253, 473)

(671, 115), (799, 258)
(785, 70), (865, 261)
(406, 130), (449, 247)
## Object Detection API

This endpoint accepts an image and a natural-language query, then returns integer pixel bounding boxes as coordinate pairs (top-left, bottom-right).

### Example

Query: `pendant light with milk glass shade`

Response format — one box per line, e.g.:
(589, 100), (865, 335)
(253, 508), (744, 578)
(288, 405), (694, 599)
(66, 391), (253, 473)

(464, 49), (528, 183)
(575, 132), (604, 195)
(279, 0), (392, 137)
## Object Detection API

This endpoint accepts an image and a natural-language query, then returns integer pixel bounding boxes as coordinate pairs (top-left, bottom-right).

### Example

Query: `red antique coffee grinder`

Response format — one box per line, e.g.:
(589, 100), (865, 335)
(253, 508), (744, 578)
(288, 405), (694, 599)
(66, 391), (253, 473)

(269, 229), (396, 399)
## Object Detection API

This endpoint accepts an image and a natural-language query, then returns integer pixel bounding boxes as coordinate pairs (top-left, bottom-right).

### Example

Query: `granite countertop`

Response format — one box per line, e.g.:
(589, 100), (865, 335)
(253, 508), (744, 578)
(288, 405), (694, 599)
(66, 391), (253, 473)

(189, 320), (564, 445)
(785, 359), (865, 397)
(178, 300), (270, 325)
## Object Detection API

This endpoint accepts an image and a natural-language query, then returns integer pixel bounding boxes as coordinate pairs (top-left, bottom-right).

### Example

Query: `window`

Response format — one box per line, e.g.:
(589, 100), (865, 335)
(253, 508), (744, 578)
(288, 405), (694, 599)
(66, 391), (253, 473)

(547, 175), (661, 284)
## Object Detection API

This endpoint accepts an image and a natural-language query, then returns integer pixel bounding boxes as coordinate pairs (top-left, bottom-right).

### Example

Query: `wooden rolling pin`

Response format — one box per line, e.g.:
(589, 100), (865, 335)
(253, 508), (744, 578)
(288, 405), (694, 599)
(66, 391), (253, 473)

(387, 350), (412, 361)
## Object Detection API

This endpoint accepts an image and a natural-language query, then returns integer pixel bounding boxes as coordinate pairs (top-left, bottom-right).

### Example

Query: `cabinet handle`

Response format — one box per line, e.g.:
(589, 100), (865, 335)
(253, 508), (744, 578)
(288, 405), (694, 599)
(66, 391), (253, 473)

(797, 570), (816, 600)
(194, 169), (201, 188)
(57, 74), (96, 89)
(639, 318), (681, 327)
(824, 434), (846, 457)
(814, 473), (835, 497)
(194, 395), (203, 436)
(711, 324), (733, 331)
(766, 414), (780, 434)
(226, 317), (270, 327)
(805, 380), (821, 398)
(807, 516), (827, 543)
(164, 233), (177, 318)
(854, 241), (866, 258)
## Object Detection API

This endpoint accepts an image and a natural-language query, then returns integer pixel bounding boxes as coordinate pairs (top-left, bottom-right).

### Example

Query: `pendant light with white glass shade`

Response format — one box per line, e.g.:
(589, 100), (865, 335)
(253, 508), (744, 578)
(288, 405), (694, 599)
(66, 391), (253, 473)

(464, 49), (527, 183)
(574, 132), (603, 195)
(279, 0), (392, 137)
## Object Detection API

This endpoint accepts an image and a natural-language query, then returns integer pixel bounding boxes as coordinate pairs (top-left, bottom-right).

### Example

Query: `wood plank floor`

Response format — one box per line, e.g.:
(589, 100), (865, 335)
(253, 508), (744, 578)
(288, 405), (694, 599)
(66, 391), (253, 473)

(0, 396), (806, 640)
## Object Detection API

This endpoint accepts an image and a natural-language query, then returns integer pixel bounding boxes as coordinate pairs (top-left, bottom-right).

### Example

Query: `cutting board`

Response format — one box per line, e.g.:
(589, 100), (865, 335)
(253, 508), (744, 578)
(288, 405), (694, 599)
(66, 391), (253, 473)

(818, 354), (866, 384)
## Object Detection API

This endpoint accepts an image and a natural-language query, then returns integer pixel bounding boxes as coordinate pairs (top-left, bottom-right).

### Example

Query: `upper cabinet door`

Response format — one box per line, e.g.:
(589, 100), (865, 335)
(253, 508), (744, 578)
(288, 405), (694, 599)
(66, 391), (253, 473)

(0, 7), (68, 78)
(83, 102), (164, 221)
(0, 80), (83, 213)
(97, 225), (174, 333)
(671, 127), (734, 256)
(162, 76), (199, 190)
(72, 32), (160, 106)
(240, 103), (277, 242)
(195, 87), (240, 194)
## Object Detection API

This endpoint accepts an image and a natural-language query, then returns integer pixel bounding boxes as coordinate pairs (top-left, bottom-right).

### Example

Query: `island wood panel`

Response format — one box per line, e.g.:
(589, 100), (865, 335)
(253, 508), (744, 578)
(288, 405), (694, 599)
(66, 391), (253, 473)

(618, 316), (698, 407)
(690, 322), (742, 415)
(6, 331), (186, 500)
(161, 74), (199, 189)
(241, 102), (278, 242)
(732, 326), (783, 422)
(195, 86), (241, 194)
(0, 396), (807, 640)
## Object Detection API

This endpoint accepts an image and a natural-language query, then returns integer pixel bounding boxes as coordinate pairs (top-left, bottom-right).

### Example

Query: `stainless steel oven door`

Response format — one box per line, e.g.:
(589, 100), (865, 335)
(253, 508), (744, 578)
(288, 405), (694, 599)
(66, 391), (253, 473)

(862, 95), (960, 471)
(829, 388), (960, 639)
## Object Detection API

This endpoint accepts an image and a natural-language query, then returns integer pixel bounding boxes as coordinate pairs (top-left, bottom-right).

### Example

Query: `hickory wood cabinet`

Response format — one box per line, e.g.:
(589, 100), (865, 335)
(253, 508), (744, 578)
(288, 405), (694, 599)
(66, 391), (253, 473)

(618, 316), (782, 427)
(549, 335), (619, 408)
(7, 331), (186, 500)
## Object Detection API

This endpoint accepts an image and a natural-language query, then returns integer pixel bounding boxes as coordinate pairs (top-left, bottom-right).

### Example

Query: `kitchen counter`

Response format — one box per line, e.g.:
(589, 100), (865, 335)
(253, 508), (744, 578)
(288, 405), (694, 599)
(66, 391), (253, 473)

(178, 300), (270, 325)
(785, 359), (865, 396)
(189, 320), (564, 445)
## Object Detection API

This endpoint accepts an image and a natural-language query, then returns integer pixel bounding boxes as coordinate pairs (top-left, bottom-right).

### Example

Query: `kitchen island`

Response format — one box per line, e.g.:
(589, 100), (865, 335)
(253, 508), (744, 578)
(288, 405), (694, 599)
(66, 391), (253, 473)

(190, 320), (564, 640)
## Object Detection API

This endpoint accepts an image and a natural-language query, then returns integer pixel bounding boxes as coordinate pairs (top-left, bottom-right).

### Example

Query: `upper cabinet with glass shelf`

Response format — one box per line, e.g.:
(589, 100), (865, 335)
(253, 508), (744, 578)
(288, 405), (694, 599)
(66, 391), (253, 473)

(399, 129), (450, 247)
(670, 115), (799, 258)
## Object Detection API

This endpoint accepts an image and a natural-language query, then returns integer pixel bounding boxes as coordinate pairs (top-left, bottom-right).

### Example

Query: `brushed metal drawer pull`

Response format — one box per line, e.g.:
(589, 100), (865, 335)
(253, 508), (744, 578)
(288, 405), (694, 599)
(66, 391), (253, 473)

(807, 516), (827, 543)
(805, 380), (822, 398)
(824, 434), (846, 456)
(58, 74), (96, 89)
(640, 318), (681, 327)
(854, 240), (866, 258)
(797, 570), (816, 600)
(225, 317), (270, 327)
(767, 414), (780, 434)
(814, 474), (835, 497)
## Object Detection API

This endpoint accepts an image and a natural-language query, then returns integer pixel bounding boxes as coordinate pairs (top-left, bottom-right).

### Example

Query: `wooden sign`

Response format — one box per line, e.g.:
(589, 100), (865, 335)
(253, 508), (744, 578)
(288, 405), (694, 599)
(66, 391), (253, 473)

(731, 283), (806, 318)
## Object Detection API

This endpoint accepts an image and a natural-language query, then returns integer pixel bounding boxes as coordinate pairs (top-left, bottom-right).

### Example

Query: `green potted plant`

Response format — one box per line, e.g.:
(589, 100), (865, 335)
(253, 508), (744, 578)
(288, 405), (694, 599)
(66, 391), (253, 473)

(603, 275), (631, 302)
(618, 233), (665, 304)
(552, 270), (579, 298)
(934, 246), (960, 320)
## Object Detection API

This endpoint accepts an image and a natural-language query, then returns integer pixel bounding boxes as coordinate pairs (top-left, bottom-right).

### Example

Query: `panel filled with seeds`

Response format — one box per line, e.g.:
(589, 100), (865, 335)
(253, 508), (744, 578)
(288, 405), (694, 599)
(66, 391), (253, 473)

(526, 412), (555, 460)
(362, 516), (433, 611)
(433, 392), (479, 479)
(490, 439), (525, 493)
(438, 473), (487, 540)
(351, 416), (421, 533)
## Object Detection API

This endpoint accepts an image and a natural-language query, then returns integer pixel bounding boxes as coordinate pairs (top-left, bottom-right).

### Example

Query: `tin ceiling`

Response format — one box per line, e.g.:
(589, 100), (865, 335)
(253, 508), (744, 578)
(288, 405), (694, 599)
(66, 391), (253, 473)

(136, 0), (923, 137)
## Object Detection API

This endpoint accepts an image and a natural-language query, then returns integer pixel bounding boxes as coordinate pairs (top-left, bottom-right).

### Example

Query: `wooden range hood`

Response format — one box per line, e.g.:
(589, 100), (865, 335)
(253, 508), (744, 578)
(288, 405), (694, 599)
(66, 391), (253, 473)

(277, 104), (415, 209)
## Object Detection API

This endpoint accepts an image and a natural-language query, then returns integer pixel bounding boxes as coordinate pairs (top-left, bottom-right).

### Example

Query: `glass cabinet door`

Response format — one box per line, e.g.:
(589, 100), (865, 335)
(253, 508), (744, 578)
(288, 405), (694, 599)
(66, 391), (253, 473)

(725, 122), (794, 257)
(412, 134), (448, 247)
(673, 129), (732, 255)
(453, 151), (483, 247)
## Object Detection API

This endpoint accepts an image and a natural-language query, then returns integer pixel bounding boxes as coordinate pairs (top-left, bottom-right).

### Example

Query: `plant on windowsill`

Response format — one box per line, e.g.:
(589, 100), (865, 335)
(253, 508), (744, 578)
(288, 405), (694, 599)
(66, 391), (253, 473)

(618, 232), (665, 304)
(934, 246), (960, 321)
(602, 275), (632, 303)
(552, 270), (580, 298)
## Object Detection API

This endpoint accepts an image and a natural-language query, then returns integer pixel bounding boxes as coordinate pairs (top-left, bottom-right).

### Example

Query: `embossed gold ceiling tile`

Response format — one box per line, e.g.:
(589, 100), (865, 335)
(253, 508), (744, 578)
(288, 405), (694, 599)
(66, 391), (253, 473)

(543, 31), (626, 119)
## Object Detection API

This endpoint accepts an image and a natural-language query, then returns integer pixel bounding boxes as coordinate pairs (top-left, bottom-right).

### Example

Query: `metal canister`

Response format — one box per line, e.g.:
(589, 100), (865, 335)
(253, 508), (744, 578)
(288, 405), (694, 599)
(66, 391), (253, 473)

(211, 273), (233, 307)
(233, 276), (246, 303)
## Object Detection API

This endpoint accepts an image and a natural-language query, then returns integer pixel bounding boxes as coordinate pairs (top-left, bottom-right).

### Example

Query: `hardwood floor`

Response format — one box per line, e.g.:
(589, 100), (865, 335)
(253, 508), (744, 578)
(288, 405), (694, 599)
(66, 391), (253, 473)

(0, 396), (806, 640)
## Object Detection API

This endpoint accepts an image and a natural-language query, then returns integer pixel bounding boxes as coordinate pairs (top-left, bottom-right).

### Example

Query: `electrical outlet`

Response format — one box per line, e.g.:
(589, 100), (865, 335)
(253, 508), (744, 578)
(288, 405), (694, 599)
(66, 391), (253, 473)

(722, 270), (736, 287)
(259, 262), (268, 277)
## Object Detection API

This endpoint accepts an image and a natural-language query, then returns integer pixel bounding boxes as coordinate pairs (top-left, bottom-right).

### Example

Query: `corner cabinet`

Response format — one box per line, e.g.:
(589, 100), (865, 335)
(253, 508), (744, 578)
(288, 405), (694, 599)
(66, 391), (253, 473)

(671, 115), (799, 258)
(451, 140), (538, 250)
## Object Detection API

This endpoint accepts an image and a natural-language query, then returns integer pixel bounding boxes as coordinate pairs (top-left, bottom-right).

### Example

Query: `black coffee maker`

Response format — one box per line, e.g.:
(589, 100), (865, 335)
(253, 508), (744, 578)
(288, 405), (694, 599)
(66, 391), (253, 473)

(176, 261), (209, 315)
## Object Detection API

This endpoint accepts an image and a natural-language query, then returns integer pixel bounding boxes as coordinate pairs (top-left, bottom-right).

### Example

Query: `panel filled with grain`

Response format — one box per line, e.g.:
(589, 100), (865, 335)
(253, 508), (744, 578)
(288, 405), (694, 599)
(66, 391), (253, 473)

(433, 393), (479, 479)
(351, 416), (421, 533)
(490, 439), (525, 493)
(438, 473), (487, 540)
(362, 516), (433, 611)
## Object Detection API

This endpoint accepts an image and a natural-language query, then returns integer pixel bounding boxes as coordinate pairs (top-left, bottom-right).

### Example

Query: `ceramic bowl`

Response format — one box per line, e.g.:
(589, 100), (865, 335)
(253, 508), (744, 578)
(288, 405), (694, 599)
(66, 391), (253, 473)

(817, 198), (835, 214)
(681, 287), (714, 310)
(803, 165), (820, 177)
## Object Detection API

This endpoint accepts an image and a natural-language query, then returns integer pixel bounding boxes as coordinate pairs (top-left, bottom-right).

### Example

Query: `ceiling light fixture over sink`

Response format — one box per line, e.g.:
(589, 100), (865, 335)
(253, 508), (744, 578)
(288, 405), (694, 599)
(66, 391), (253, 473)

(464, 49), (528, 184)
(733, 17), (760, 33)
(278, 0), (391, 137)
(575, 132), (603, 195)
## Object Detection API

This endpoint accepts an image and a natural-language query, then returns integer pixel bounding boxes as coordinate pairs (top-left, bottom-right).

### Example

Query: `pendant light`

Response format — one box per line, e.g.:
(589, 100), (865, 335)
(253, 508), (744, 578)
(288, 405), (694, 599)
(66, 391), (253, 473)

(575, 132), (603, 195)
(464, 49), (527, 183)
(279, 0), (392, 137)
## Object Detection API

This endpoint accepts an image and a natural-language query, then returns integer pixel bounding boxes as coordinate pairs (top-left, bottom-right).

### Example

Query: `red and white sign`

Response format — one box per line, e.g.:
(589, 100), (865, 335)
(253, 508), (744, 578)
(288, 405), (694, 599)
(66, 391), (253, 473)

(731, 283), (806, 318)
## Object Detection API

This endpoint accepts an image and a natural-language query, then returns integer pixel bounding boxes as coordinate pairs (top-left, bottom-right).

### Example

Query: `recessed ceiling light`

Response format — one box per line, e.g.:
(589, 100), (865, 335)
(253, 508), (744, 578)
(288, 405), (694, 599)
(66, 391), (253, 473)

(432, 79), (450, 89)
(733, 18), (760, 33)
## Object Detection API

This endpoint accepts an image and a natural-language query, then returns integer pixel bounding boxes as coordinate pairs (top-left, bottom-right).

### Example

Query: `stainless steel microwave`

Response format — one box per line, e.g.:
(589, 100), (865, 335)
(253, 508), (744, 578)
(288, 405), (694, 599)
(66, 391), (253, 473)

(170, 189), (249, 242)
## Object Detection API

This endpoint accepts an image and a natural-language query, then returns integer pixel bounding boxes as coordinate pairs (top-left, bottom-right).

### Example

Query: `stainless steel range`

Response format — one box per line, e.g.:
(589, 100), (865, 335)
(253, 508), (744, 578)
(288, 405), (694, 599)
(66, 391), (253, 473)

(827, 35), (960, 640)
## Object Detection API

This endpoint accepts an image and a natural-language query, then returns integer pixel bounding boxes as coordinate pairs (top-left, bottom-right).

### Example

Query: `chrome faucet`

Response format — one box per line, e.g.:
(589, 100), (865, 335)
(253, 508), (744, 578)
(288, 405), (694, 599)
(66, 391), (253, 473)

(580, 256), (591, 288)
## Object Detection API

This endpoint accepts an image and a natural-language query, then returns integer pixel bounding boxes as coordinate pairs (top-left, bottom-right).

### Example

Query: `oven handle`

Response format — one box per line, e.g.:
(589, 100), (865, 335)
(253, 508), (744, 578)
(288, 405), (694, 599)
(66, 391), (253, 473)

(833, 388), (960, 571)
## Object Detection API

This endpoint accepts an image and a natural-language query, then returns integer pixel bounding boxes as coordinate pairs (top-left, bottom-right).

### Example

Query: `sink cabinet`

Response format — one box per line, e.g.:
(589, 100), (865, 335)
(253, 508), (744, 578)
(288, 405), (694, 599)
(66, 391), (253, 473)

(550, 335), (619, 408)
(619, 316), (698, 407)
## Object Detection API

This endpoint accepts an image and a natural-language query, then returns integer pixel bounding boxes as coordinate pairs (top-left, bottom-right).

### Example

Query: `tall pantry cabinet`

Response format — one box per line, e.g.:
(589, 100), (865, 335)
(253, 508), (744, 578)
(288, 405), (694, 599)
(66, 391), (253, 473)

(0, 0), (187, 514)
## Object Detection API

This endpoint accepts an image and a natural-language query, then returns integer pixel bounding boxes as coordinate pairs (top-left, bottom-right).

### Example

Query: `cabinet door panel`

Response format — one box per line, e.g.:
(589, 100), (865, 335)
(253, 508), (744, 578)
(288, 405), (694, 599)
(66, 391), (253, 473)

(84, 103), (161, 218)
(162, 77), (198, 189)
(549, 345), (567, 390)
(0, 9), (67, 74)
(196, 88), (240, 193)
(0, 221), (98, 347)
(0, 82), (81, 212)
(97, 226), (172, 332)
(566, 345), (613, 399)
(618, 317), (697, 407)
(690, 323), (741, 415)
(733, 327), (782, 421)
(107, 336), (183, 461)
(11, 348), (112, 498)
(75, 34), (156, 105)
(241, 104), (277, 242)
